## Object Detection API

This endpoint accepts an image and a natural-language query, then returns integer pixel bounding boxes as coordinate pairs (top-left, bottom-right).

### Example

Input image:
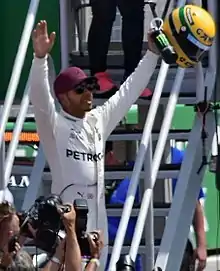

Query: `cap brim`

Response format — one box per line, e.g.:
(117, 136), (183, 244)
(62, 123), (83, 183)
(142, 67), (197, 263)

(80, 76), (98, 84)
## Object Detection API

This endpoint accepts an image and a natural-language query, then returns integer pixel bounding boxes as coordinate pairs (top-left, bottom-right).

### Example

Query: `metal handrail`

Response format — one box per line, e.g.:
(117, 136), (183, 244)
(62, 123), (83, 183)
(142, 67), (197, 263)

(108, 0), (188, 269)
(0, 0), (40, 150)
(0, 0), (40, 190)
(108, 60), (169, 270)
(4, 78), (31, 188)
(129, 67), (185, 261)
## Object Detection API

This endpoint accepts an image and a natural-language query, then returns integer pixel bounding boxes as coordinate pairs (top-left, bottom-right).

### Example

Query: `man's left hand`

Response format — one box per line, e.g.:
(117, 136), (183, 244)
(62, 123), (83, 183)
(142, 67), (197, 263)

(194, 246), (207, 271)
(147, 31), (160, 55)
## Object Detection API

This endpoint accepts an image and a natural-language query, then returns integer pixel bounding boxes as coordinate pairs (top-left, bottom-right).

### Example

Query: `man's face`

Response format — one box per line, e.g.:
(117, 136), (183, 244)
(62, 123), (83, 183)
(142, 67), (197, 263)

(67, 88), (94, 112)
(59, 77), (99, 115)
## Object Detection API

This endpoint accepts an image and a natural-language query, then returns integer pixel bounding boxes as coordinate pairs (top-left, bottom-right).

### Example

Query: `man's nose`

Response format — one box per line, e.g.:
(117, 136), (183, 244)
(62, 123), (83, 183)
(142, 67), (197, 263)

(83, 89), (93, 98)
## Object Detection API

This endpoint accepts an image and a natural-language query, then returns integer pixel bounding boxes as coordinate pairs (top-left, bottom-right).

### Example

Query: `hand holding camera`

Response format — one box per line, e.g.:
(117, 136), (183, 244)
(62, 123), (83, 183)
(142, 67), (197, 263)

(87, 230), (104, 259)
(57, 203), (76, 233)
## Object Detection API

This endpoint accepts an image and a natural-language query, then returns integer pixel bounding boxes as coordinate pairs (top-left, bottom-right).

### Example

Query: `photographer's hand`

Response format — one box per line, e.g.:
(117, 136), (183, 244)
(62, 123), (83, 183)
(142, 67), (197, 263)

(88, 231), (104, 259)
(0, 242), (20, 269)
(58, 204), (81, 271)
(58, 204), (76, 233)
(85, 231), (104, 271)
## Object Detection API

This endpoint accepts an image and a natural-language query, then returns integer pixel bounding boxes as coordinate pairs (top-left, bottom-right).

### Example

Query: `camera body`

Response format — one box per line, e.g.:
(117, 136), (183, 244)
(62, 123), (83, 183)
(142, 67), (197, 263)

(73, 198), (91, 256)
(18, 194), (68, 254)
(18, 195), (91, 256)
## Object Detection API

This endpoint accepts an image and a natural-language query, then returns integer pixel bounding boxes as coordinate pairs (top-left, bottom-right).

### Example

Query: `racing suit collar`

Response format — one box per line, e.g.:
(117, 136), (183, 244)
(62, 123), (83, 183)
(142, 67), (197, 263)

(60, 109), (83, 122)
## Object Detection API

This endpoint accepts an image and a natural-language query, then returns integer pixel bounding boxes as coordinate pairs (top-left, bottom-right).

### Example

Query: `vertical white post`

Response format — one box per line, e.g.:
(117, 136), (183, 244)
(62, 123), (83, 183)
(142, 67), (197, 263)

(0, 140), (5, 191)
(108, 60), (169, 271)
(0, 0), (40, 149)
(59, 0), (69, 69)
(131, 138), (154, 268)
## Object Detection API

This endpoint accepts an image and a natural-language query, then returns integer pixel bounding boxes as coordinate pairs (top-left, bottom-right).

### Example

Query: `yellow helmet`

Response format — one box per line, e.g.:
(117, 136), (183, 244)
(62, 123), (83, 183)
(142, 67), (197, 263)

(163, 5), (216, 68)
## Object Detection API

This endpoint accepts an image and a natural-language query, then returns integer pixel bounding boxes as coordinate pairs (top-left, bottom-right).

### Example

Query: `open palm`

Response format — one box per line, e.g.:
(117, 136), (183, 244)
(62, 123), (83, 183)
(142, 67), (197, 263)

(32, 20), (56, 58)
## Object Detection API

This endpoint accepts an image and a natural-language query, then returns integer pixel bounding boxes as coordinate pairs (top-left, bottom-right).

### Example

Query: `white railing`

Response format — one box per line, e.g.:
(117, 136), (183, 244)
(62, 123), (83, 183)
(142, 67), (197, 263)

(4, 78), (31, 187)
(129, 67), (185, 260)
(108, 0), (190, 269)
(108, 60), (170, 270)
(0, 0), (40, 190)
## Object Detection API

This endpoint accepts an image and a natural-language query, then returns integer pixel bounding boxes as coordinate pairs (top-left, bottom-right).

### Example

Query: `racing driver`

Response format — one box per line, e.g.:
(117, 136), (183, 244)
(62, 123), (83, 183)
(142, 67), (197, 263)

(30, 20), (159, 269)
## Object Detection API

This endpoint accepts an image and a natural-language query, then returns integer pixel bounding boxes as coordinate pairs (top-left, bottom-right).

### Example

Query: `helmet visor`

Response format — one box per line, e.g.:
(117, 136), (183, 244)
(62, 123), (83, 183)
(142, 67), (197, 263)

(168, 15), (210, 63)
(179, 30), (210, 62)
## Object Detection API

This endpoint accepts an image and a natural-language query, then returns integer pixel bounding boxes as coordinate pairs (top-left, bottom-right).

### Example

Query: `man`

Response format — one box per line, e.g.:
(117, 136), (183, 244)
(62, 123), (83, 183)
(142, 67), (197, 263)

(30, 20), (159, 269)
(171, 147), (207, 271)
(88, 0), (152, 98)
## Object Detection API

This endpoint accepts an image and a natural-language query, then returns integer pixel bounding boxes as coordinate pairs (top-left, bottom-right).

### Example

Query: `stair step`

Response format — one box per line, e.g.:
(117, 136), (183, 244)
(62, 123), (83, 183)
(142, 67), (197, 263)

(105, 164), (180, 179)
(94, 93), (197, 105)
(70, 50), (208, 70)
(107, 202), (171, 209)
(109, 129), (190, 141)
(12, 161), (181, 180)
(107, 207), (169, 217)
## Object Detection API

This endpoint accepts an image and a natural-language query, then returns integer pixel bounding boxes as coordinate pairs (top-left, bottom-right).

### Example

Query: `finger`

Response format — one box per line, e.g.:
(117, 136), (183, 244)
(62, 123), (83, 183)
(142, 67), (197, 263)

(91, 230), (101, 236)
(49, 32), (56, 47)
(12, 251), (16, 257)
(39, 20), (45, 35)
(87, 233), (95, 245)
(15, 242), (20, 252)
(43, 20), (48, 36)
(36, 22), (41, 37)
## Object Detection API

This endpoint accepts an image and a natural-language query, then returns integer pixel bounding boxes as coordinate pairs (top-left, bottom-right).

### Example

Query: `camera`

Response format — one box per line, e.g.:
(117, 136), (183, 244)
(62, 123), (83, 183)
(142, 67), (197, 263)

(74, 198), (93, 257)
(17, 195), (92, 256)
(18, 194), (69, 254)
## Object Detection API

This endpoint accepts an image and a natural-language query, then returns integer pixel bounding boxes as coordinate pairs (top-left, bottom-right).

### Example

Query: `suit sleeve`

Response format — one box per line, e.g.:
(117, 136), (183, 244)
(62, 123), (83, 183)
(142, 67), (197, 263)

(29, 55), (57, 136)
(95, 51), (159, 140)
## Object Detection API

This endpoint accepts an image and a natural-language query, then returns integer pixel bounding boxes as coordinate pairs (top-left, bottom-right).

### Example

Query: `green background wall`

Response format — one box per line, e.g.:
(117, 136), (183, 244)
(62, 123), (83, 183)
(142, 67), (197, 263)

(0, 0), (61, 101)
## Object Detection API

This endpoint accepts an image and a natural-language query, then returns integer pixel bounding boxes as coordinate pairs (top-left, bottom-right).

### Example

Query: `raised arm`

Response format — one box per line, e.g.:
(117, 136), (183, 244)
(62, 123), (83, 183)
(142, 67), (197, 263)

(29, 21), (57, 134)
(96, 40), (159, 140)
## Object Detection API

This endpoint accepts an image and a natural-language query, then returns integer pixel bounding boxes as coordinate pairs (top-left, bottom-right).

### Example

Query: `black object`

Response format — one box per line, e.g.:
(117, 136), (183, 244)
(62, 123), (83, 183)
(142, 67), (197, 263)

(116, 255), (135, 271)
(73, 198), (91, 256)
(17, 194), (69, 254)
(18, 195), (92, 256)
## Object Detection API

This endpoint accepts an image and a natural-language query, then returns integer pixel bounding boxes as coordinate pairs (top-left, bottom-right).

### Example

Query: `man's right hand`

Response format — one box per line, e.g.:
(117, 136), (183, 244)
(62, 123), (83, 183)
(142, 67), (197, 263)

(32, 20), (56, 58)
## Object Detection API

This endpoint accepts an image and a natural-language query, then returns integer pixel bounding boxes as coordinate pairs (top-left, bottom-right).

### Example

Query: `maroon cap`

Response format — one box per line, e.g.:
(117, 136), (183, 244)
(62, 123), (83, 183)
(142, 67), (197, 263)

(54, 67), (88, 96)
